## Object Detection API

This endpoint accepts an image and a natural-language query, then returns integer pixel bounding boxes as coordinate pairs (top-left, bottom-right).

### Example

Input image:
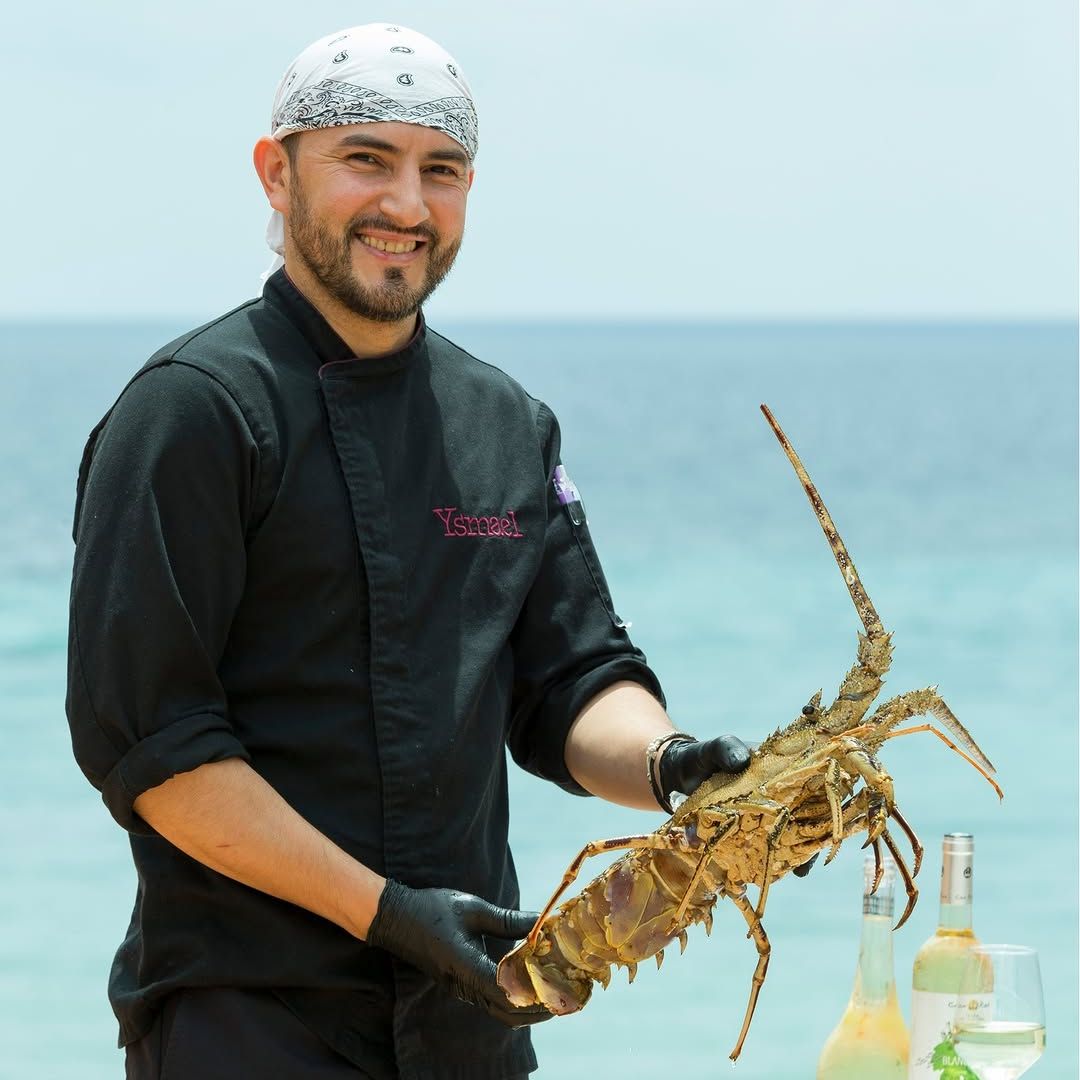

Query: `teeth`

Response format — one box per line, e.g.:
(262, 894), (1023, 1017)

(359, 234), (418, 254)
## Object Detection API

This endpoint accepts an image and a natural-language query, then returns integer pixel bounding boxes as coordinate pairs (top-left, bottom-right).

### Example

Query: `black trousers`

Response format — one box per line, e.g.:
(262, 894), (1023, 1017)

(124, 987), (533, 1079)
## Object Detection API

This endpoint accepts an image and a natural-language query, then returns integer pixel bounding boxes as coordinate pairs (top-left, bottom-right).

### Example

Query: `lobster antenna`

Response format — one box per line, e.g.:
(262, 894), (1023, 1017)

(760, 404), (884, 638)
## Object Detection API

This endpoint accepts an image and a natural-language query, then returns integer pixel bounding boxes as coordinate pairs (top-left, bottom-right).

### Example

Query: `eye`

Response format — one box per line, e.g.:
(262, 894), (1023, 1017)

(427, 164), (462, 178)
(345, 153), (380, 165)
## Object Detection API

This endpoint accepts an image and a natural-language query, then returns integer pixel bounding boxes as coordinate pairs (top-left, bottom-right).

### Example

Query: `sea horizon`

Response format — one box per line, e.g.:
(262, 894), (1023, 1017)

(2, 317), (1075, 1078)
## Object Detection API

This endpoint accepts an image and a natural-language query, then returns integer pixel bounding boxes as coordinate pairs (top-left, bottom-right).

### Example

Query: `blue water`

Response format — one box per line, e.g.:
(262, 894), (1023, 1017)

(1, 320), (1076, 1079)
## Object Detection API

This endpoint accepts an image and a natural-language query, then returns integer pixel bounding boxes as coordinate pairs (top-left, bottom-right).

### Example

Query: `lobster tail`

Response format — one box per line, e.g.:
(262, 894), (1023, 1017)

(496, 928), (594, 1015)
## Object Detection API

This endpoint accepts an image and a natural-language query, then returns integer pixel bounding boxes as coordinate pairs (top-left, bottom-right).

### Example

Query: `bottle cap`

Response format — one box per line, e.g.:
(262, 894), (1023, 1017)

(943, 832), (974, 854)
(862, 850), (895, 917)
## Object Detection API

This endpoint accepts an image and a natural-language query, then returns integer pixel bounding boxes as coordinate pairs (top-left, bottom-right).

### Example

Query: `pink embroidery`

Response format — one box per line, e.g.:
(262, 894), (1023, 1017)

(433, 507), (524, 538)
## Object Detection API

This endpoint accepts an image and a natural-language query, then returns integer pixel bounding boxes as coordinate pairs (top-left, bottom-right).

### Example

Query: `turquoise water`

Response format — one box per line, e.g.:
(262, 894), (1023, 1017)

(1, 320), (1075, 1078)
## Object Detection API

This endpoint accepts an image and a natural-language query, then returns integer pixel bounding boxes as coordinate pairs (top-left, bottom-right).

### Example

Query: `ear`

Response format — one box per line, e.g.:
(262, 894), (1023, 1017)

(253, 136), (291, 214)
(467, 167), (476, 193)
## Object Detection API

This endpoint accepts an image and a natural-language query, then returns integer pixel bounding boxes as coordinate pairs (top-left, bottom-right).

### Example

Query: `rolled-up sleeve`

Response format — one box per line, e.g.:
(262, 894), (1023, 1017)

(66, 360), (259, 833)
(507, 403), (664, 795)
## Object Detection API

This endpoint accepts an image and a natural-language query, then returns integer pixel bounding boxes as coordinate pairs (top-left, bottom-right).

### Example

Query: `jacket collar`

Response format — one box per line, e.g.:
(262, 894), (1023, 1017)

(263, 268), (427, 376)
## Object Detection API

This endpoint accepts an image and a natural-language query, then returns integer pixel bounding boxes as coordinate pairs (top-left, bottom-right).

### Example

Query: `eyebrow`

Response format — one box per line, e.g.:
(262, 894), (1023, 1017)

(335, 131), (471, 168)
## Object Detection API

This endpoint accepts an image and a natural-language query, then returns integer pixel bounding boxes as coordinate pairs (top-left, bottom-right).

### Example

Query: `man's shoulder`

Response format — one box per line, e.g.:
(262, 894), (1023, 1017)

(426, 326), (548, 425)
(141, 296), (271, 377)
(122, 293), (316, 430)
(90, 294), (302, 459)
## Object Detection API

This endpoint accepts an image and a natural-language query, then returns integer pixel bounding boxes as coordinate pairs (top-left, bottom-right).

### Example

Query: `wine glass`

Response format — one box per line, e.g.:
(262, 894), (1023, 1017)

(948, 944), (1045, 1079)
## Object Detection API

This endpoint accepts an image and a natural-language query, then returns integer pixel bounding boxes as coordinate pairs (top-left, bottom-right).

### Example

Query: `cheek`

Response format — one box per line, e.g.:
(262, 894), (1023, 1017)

(307, 175), (383, 223)
(428, 188), (469, 233)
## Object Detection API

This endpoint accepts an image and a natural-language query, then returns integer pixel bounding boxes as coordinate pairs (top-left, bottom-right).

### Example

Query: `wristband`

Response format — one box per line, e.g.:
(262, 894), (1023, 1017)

(645, 731), (696, 814)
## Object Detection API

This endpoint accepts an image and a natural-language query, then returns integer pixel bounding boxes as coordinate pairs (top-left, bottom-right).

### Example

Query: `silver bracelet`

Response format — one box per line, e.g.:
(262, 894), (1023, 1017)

(645, 731), (696, 814)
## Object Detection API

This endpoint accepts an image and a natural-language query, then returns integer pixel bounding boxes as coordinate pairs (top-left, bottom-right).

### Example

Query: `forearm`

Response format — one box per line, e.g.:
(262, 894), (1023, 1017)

(132, 757), (385, 940)
(563, 680), (674, 810)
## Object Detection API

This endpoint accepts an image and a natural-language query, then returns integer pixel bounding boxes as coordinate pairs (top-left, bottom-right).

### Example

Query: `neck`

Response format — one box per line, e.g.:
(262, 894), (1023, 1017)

(282, 256), (418, 359)
(853, 912), (897, 1005)
(938, 900), (974, 931)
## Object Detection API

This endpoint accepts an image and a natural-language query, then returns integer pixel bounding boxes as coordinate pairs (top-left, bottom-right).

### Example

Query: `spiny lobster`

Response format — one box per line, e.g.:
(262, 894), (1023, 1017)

(497, 404), (1002, 1060)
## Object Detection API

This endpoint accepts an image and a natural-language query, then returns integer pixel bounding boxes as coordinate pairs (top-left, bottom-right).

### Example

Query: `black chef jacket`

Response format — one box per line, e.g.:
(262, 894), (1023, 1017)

(66, 270), (663, 1079)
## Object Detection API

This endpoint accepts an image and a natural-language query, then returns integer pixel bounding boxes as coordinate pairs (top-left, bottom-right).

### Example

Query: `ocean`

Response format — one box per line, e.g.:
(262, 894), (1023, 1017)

(0, 319), (1075, 1078)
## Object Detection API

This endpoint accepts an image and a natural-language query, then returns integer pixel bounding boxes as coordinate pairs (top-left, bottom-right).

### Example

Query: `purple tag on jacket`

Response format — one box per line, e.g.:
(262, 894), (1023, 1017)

(552, 464), (586, 526)
(552, 464), (580, 506)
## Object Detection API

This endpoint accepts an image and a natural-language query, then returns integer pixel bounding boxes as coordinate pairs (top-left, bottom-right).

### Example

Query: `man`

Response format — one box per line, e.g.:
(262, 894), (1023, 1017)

(66, 24), (754, 1079)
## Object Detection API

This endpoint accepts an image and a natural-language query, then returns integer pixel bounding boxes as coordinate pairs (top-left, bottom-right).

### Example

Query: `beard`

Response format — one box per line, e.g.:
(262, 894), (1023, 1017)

(287, 180), (462, 323)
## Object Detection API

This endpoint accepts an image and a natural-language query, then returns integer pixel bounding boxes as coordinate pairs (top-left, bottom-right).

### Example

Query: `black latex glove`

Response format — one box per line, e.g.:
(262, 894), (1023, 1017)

(657, 734), (752, 801)
(367, 880), (552, 1027)
(660, 736), (818, 878)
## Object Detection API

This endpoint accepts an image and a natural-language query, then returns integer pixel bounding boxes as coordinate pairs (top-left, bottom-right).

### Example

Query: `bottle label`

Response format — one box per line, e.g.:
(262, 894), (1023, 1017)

(908, 991), (993, 1078)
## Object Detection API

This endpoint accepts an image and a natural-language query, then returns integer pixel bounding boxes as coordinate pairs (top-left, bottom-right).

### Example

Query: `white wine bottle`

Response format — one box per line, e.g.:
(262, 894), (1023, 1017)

(908, 833), (986, 1079)
(818, 852), (910, 1078)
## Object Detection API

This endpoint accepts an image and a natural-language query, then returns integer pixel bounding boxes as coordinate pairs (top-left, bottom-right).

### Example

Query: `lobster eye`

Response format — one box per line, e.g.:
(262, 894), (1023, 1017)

(801, 703), (816, 716)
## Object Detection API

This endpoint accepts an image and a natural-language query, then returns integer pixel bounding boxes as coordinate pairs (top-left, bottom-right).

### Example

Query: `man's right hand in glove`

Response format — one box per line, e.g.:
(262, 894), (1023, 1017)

(366, 879), (552, 1028)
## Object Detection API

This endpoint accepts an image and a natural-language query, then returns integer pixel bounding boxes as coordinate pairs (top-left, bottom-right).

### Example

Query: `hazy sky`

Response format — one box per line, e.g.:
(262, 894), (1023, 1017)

(5, 1), (1077, 320)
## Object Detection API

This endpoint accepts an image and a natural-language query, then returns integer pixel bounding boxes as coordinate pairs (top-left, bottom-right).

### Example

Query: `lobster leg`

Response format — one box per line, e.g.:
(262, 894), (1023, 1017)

(726, 884), (772, 1062)
(672, 799), (789, 928)
(869, 836), (884, 894)
(882, 721), (1003, 800)
(819, 739), (893, 865)
(880, 827), (919, 930)
(823, 758), (846, 862)
(834, 739), (895, 845)
(889, 803), (924, 877)
(528, 832), (679, 948)
(670, 809), (740, 927)
(754, 803), (792, 919)
(860, 686), (997, 777)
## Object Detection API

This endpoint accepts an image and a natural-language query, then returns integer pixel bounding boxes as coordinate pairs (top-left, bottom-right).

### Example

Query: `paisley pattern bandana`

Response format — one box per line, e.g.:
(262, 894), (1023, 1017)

(263, 22), (477, 277)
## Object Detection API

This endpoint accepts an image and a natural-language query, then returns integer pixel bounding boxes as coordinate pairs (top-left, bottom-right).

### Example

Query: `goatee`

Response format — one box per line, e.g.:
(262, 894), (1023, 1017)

(288, 183), (461, 323)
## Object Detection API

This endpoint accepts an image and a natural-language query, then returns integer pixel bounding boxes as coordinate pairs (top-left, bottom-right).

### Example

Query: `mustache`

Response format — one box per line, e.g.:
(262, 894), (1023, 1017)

(349, 215), (439, 245)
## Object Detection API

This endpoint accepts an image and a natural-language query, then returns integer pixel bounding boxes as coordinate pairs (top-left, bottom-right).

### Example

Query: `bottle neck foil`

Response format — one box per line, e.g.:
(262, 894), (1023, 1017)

(940, 833), (974, 907)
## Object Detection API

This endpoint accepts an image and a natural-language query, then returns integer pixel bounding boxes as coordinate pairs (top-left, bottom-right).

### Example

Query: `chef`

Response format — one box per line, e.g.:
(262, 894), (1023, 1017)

(66, 23), (753, 1079)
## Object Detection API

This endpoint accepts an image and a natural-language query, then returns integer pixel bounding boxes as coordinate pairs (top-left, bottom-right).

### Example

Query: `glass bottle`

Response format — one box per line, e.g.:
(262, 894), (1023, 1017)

(818, 851), (910, 1078)
(908, 833), (983, 1078)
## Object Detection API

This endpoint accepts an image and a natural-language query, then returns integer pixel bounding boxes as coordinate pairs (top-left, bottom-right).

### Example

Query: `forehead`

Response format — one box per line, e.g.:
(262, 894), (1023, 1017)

(293, 121), (470, 159)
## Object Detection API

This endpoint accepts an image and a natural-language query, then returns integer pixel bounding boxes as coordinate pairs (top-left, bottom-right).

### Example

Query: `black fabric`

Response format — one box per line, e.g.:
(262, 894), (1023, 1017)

(67, 270), (663, 1079)
(125, 987), (387, 1079)
(124, 988), (533, 1079)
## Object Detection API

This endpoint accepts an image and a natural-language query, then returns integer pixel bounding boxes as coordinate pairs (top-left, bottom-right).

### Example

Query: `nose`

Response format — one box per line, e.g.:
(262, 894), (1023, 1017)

(378, 168), (430, 230)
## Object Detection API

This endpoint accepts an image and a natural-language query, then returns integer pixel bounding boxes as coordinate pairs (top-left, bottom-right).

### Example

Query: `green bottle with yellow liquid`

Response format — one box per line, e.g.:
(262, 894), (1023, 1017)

(817, 851), (910, 1078)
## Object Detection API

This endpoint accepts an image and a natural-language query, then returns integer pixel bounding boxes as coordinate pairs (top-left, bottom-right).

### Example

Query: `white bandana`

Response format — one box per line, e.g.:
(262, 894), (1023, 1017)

(262, 22), (477, 279)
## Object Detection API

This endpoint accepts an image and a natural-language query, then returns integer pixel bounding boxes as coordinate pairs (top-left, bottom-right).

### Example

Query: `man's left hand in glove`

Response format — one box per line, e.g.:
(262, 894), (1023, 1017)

(366, 880), (552, 1027)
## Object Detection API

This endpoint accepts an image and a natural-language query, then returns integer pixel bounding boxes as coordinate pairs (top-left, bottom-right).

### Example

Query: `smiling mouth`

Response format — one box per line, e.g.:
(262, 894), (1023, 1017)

(357, 233), (423, 254)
